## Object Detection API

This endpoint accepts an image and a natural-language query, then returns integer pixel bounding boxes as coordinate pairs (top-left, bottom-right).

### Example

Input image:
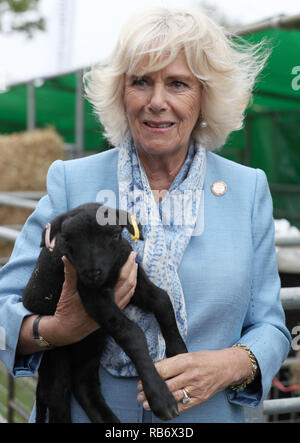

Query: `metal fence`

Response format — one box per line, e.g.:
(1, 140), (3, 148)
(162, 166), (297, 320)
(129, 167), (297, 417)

(244, 286), (300, 422)
(0, 193), (300, 422)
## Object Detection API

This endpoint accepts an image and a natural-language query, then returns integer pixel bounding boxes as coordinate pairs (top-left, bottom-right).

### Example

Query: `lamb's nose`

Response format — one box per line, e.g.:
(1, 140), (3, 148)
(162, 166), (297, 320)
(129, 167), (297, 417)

(85, 269), (102, 281)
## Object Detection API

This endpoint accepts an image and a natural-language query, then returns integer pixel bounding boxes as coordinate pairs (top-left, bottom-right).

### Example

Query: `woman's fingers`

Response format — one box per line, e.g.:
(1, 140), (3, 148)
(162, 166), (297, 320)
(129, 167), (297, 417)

(137, 383), (195, 413)
(155, 353), (188, 380)
(52, 256), (99, 346)
(136, 352), (217, 412)
(136, 354), (187, 393)
(55, 252), (138, 346)
(137, 354), (190, 410)
(137, 350), (243, 414)
(114, 251), (138, 309)
(61, 252), (138, 311)
(61, 255), (78, 293)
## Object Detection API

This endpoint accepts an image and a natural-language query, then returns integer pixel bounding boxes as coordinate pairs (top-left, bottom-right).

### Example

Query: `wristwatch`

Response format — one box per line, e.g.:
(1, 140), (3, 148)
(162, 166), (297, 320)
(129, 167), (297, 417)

(33, 315), (54, 348)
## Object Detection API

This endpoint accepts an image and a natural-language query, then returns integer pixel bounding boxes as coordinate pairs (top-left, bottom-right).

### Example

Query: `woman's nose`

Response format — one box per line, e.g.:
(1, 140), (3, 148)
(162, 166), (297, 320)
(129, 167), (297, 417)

(148, 84), (168, 112)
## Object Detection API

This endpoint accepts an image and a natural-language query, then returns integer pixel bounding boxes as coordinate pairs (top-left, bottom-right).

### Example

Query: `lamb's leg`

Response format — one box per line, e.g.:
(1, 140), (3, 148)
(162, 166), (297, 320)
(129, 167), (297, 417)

(35, 381), (47, 423)
(131, 267), (188, 357)
(36, 348), (72, 423)
(81, 291), (179, 421)
(72, 358), (119, 423)
(69, 331), (119, 423)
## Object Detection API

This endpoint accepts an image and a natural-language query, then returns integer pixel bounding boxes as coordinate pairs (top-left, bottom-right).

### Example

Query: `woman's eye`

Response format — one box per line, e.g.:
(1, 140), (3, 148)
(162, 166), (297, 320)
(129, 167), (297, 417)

(172, 81), (188, 89)
(133, 77), (147, 87)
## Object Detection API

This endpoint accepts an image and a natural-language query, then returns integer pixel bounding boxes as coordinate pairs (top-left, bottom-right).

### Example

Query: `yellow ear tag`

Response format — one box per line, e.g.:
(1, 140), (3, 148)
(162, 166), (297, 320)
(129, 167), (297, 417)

(129, 214), (140, 243)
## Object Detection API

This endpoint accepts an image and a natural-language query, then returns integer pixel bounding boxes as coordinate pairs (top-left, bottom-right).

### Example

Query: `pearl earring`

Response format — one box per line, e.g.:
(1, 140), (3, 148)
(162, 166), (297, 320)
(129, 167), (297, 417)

(201, 121), (208, 129)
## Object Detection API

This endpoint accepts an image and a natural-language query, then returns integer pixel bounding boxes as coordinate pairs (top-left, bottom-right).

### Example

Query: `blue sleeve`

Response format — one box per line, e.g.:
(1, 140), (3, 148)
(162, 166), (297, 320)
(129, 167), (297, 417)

(227, 168), (292, 407)
(0, 160), (68, 377)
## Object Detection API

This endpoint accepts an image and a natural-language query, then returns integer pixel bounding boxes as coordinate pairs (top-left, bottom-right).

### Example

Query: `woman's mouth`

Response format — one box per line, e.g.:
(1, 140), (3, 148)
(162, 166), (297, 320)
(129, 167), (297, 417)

(143, 121), (175, 131)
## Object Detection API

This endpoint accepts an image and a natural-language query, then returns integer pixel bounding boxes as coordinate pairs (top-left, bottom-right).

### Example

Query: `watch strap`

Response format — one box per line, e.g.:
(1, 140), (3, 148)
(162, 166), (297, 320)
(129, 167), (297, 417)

(33, 315), (53, 348)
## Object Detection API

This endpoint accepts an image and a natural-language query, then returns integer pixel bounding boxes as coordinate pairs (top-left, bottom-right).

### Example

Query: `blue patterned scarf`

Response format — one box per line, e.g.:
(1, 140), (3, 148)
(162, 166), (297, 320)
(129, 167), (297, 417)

(100, 137), (206, 376)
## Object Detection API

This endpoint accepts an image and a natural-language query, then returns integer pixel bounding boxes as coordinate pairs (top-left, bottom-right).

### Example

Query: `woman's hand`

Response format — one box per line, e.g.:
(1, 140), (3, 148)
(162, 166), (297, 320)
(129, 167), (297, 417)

(137, 348), (252, 414)
(49, 251), (138, 346)
(114, 251), (138, 309)
(19, 251), (138, 353)
(44, 255), (99, 346)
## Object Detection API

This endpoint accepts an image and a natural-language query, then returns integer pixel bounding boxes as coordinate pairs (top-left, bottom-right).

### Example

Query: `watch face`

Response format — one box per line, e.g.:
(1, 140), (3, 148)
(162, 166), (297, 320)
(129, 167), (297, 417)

(35, 337), (52, 348)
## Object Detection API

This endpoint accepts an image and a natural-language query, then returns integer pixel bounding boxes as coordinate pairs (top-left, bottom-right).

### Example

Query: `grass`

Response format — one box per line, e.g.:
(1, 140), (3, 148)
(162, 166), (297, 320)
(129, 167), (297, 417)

(0, 361), (36, 423)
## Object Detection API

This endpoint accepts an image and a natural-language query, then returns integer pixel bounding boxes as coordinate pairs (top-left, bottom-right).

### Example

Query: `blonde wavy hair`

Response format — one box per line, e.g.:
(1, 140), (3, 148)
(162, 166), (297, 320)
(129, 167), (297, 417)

(84, 7), (269, 150)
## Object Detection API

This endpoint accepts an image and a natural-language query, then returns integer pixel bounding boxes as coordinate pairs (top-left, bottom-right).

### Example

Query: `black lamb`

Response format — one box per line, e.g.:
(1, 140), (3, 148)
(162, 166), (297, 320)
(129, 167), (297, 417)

(22, 203), (188, 423)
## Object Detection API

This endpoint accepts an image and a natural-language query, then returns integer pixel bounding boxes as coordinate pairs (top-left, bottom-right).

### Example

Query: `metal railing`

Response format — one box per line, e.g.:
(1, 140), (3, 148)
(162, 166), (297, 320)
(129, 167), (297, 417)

(280, 287), (300, 310)
(234, 13), (300, 36)
(0, 192), (42, 243)
(0, 192), (41, 210)
(264, 397), (300, 416)
(0, 226), (20, 243)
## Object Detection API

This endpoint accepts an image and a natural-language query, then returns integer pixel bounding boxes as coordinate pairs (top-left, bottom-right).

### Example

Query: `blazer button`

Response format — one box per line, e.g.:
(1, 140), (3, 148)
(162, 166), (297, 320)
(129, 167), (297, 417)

(211, 181), (227, 196)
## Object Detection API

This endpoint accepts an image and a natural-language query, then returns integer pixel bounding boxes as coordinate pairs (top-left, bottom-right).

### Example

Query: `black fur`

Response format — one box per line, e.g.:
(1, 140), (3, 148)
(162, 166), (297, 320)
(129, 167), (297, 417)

(22, 203), (188, 423)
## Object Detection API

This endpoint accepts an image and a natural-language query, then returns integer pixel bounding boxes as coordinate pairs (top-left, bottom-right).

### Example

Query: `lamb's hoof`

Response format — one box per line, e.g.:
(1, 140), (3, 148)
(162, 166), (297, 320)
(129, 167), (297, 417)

(149, 388), (179, 421)
(157, 403), (179, 421)
(104, 412), (120, 423)
(90, 408), (120, 423)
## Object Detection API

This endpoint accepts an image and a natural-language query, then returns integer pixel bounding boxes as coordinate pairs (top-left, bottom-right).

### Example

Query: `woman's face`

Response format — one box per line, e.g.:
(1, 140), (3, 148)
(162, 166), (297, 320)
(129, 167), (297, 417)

(123, 51), (202, 156)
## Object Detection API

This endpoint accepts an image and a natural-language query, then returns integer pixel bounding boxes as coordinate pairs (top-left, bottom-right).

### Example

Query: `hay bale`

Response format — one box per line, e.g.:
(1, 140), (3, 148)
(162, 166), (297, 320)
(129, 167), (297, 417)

(0, 128), (65, 257)
(0, 127), (64, 191)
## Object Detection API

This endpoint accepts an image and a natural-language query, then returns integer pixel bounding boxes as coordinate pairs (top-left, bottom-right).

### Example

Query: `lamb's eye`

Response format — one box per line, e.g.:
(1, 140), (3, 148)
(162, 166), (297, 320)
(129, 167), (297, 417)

(112, 232), (121, 241)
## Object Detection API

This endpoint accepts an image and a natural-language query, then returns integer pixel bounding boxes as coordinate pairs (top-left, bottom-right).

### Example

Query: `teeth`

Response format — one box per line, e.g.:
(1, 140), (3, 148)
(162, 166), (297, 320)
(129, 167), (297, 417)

(145, 122), (173, 128)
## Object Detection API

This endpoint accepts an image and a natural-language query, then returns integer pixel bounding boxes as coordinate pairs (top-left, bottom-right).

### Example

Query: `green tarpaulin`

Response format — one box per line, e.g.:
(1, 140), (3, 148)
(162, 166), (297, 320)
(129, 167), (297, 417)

(222, 29), (300, 227)
(0, 75), (109, 151)
(0, 28), (300, 226)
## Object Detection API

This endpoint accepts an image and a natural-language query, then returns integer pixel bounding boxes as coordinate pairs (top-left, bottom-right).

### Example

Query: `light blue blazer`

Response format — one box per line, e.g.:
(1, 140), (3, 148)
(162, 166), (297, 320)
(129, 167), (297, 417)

(0, 148), (291, 423)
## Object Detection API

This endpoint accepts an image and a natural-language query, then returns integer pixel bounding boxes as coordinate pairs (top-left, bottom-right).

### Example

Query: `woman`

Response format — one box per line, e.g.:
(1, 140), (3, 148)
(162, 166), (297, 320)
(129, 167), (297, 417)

(0, 8), (291, 423)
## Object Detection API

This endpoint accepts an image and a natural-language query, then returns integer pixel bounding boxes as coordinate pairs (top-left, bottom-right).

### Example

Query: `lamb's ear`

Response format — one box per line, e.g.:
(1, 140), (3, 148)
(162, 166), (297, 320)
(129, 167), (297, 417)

(117, 209), (144, 241)
(40, 213), (66, 248)
(41, 206), (87, 248)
